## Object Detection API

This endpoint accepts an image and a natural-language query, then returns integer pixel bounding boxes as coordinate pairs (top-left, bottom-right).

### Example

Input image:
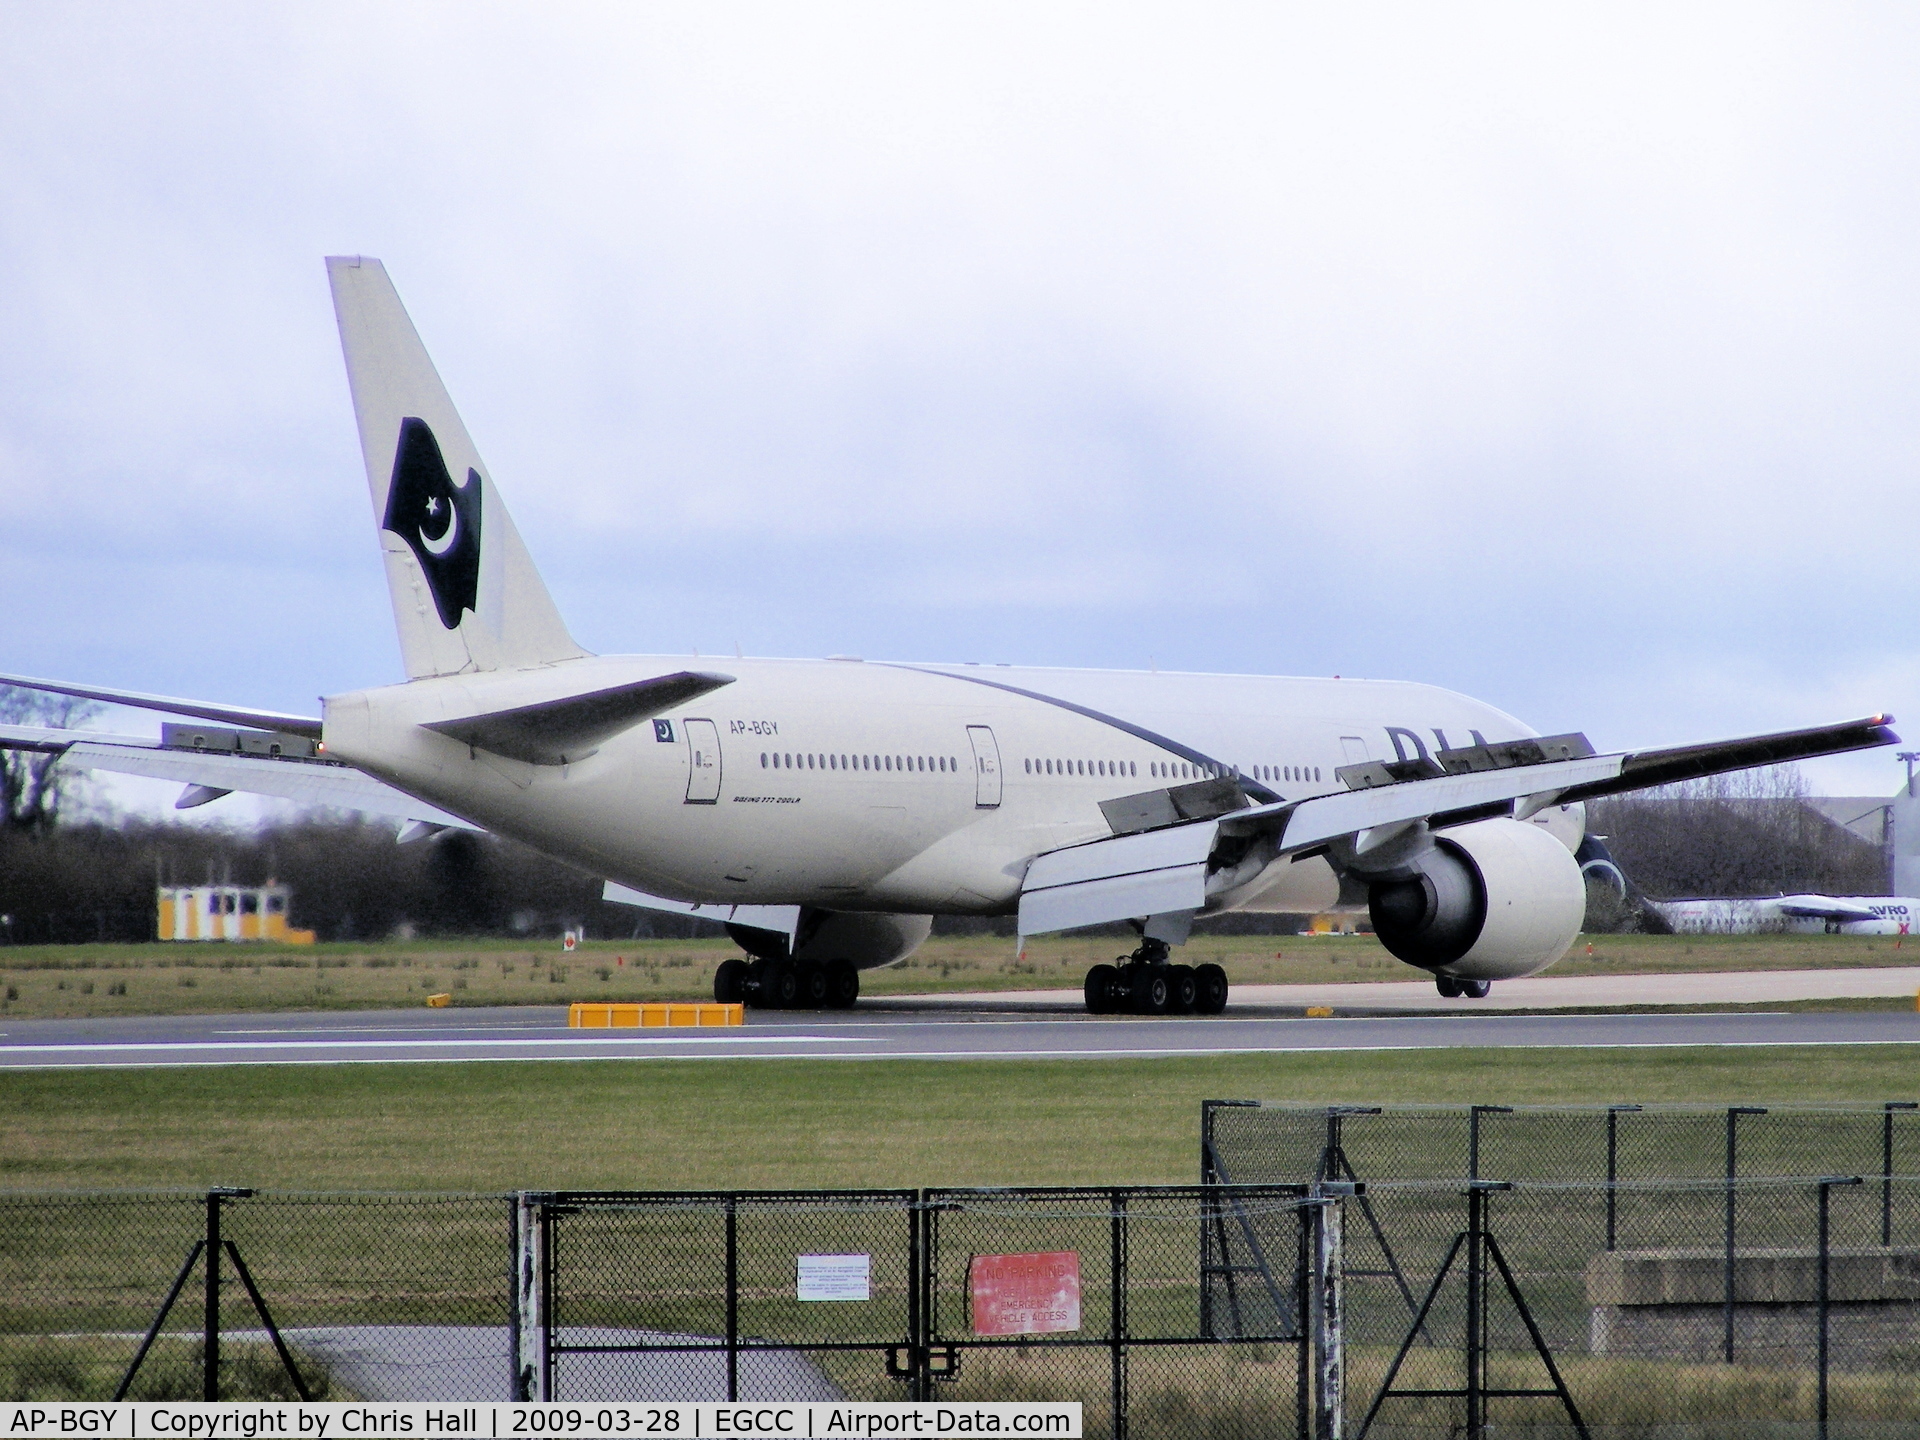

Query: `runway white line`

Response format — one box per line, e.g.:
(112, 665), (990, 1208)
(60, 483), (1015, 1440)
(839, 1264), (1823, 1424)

(5, 1036), (1919, 1069)
(0, 1033), (877, 1055)
(213, 1024), (563, 1035)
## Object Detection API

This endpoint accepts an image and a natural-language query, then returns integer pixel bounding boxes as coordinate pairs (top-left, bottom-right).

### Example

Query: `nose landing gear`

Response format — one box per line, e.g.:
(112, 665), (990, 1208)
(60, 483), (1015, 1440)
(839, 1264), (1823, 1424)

(1083, 941), (1228, 1016)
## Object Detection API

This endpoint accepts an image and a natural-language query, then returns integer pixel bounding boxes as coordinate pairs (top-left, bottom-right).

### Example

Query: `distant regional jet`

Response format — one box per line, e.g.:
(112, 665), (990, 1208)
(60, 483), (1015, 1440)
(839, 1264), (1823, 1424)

(1650, 895), (1920, 936)
(0, 259), (1899, 1013)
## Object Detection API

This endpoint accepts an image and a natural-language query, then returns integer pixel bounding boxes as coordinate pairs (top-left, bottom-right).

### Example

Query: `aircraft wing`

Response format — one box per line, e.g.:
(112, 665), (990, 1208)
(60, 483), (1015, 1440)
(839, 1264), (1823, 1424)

(1774, 895), (1884, 923)
(602, 881), (801, 940)
(0, 724), (477, 830)
(1017, 714), (1898, 937)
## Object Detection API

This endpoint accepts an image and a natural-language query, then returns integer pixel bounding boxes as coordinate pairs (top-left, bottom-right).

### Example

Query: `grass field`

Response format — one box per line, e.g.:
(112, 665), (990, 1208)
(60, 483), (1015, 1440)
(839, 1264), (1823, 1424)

(2, 1044), (1915, 1192)
(1, 931), (1915, 1020)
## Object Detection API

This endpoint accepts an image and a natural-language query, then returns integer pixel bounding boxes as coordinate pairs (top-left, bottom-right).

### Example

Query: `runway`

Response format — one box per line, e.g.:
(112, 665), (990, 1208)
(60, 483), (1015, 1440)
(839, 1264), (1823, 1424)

(1, 983), (1915, 1068)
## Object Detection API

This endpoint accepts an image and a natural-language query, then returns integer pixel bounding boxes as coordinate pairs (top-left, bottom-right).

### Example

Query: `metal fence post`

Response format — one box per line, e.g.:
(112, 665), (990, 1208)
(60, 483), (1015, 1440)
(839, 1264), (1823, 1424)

(1818, 1175), (1864, 1440)
(1882, 1103), (1916, 1246)
(1110, 1190), (1128, 1440)
(725, 1196), (740, 1402)
(1465, 1183), (1485, 1438)
(1724, 1107), (1766, 1363)
(203, 1190), (221, 1402)
(1310, 1181), (1356, 1440)
(202, 1187), (251, 1401)
(1468, 1106), (1511, 1183)
(511, 1193), (548, 1401)
(1605, 1106), (1641, 1251)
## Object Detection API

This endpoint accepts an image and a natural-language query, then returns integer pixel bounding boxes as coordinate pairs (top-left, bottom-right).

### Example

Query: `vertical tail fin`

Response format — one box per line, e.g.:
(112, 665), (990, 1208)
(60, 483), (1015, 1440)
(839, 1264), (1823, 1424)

(326, 256), (585, 678)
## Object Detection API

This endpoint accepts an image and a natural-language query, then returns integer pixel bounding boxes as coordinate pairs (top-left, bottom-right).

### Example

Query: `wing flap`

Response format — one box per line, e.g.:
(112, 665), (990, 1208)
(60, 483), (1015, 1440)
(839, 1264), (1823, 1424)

(425, 671), (736, 764)
(601, 881), (800, 938)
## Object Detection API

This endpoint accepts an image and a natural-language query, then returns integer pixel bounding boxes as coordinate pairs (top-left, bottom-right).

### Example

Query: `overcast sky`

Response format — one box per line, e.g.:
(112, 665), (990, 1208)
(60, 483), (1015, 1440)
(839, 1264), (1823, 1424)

(4, 3), (1918, 820)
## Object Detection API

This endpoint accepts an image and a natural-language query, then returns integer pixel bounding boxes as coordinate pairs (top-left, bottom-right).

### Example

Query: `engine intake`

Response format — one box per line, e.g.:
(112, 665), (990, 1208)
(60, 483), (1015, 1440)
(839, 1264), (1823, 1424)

(1366, 818), (1585, 980)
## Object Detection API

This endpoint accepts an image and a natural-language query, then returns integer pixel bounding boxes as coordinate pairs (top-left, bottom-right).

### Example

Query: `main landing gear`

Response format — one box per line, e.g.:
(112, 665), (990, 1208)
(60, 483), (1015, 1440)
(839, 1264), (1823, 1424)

(1435, 975), (1492, 999)
(1083, 939), (1229, 1016)
(714, 956), (860, 1009)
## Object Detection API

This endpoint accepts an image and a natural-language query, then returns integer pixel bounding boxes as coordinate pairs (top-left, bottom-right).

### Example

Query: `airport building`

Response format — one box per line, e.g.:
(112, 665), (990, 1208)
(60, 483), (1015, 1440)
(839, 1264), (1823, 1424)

(156, 884), (315, 943)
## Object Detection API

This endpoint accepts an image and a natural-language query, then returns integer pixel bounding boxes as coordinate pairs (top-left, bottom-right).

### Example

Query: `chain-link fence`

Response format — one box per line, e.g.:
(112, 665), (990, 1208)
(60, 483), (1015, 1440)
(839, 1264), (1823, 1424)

(922, 1187), (1310, 1439)
(1326, 1174), (1920, 1439)
(1203, 1100), (1920, 1195)
(7, 1166), (1920, 1435)
(0, 1189), (511, 1403)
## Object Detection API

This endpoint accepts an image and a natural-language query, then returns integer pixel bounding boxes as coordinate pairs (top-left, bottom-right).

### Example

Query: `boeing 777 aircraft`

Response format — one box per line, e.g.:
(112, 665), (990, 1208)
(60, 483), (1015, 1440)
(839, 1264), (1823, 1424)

(0, 259), (1898, 1013)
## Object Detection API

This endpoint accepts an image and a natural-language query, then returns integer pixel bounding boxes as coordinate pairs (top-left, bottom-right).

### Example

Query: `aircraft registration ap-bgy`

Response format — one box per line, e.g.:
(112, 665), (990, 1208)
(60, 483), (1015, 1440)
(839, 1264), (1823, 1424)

(0, 259), (1899, 1013)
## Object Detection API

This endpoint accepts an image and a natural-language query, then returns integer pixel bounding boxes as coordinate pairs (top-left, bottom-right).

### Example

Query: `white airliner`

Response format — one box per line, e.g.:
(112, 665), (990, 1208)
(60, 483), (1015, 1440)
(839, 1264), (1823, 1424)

(0, 259), (1898, 1013)
(1650, 895), (1920, 936)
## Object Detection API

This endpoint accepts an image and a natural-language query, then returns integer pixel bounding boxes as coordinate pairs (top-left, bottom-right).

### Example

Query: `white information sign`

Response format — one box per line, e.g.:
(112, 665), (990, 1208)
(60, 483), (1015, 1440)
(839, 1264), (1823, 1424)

(797, 1252), (871, 1301)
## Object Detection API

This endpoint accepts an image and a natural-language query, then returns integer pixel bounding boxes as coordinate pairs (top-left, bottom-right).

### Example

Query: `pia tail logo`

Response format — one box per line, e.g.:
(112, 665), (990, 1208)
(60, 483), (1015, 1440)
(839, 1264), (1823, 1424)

(384, 416), (482, 629)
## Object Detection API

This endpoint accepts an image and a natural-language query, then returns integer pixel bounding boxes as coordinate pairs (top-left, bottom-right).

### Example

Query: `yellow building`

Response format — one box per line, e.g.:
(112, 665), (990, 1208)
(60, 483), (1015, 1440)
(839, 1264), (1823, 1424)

(157, 884), (315, 943)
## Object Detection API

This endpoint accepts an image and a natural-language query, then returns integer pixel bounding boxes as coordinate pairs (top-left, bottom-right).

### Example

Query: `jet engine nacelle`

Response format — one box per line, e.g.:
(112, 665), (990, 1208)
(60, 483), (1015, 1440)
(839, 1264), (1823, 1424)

(1366, 817), (1585, 981)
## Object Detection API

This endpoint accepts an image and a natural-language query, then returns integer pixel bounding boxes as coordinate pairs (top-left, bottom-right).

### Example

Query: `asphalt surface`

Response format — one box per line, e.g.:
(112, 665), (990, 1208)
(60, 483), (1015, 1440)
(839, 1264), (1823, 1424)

(1, 991), (1915, 1068)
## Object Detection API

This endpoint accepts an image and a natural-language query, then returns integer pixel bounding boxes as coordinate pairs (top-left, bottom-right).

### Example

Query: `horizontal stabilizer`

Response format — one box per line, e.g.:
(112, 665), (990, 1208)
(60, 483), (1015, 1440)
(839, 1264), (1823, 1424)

(602, 881), (800, 939)
(0, 724), (475, 830)
(425, 671), (735, 765)
(0, 672), (322, 738)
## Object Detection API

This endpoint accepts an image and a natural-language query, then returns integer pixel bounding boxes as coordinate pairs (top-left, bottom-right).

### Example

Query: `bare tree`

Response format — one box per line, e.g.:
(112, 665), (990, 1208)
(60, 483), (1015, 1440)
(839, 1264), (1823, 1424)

(1586, 764), (1886, 900)
(0, 685), (100, 833)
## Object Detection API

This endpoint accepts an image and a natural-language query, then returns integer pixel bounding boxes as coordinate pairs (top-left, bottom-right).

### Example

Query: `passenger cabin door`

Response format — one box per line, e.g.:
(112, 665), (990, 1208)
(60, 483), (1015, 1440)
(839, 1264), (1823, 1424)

(684, 718), (722, 803)
(967, 725), (1002, 809)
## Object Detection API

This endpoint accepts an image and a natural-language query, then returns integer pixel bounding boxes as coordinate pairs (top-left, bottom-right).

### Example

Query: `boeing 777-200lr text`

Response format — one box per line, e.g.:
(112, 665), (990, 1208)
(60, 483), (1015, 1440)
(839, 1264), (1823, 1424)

(0, 259), (1897, 1013)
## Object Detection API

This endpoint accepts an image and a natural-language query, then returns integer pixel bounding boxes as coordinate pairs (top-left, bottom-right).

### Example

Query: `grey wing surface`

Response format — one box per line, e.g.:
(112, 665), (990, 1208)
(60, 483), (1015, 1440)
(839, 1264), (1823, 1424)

(1018, 714), (1897, 937)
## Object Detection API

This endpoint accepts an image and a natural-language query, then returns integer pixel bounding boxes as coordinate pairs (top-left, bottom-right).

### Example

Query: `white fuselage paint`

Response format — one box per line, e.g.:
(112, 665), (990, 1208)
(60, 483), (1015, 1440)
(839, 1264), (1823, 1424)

(321, 657), (1583, 938)
(1652, 896), (1920, 937)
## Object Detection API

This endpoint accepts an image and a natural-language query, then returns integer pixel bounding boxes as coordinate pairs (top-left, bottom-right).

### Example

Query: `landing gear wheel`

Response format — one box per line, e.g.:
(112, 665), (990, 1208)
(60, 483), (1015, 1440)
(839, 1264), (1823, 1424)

(762, 959), (799, 1009)
(795, 961), (829, 1009)
(1084, 963), (1120, 1014)
(825, 959), (860, 1008)
(1435, 975), (1463, 998)
(1132, 965), (1171, 1016)
(1194, 963), (1229, 1015)
(1167, 964), (1198, 1015)
(714, 957), (749, 1005)
(1461, 979), (1491, 999)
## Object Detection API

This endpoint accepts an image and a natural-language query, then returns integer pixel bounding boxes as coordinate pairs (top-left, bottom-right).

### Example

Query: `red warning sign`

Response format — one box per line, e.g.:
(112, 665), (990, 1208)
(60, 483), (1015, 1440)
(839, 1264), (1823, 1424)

(968, 1251), (1082, 1336)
